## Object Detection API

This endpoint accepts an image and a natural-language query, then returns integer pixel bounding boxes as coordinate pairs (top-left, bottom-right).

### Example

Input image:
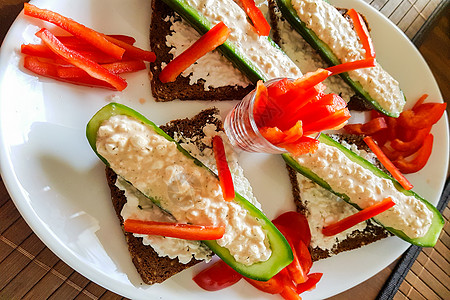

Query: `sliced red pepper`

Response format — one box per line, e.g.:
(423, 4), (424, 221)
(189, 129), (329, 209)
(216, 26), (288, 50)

(363, 136), (414, 190)
(24, 3), (125, 60)
(302, 107), (351, 134)
(322, 197), (395, 236)
(56, 34), (136, 46)
(412, 93), (428, 110)
(296, 240), (312, 275)
(244, 275), (285, 294)
(286, 244), (308, 284)
(254, 80), (276, 128)
(326, 58), (375, 76)
(390, 126), (432, 152)
(280, 284), (302, 300)
(291, 68), (331, 91)
(104, 35), (156, 62)
(272, 211), (311, 247)
(259, 126), (287, 145)
(279, 135), (320, 156)
(24, 55), (115, 89)
(398, 102), (447, 129)
(212, 135), (235, 201)
(347, 9), (375, 59)
(283, 121), (304, 144)
(344, 117), (387, 135)
(296, 273), (323, 294)
(394, 134), (434, 174)
(239, 0), (271, 36)
(35, 29), (128, 91)
(193, 260), (242, 291)
(123, 219), (225, 240)
(57, 60), (146, 78)
(380, 145), (418, 161)
(159, 22), (230, 83)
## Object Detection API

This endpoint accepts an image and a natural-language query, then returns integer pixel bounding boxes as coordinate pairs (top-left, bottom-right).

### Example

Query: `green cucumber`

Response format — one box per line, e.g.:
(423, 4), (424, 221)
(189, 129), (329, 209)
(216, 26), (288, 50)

(282, 134), (444, 247)
(86, 103), (293, 281)
(276, 0), (405, 117)
(160, 0), (298, 83)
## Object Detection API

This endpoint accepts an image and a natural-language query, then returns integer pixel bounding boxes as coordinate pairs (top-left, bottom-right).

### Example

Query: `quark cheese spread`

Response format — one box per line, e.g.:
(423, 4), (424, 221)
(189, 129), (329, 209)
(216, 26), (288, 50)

(183, 0), (302, 79)
(292, 142), (433, 238)
(96, 115), (271, 265)
(291, 0), (405, 114)
(165, 14), (250, 90)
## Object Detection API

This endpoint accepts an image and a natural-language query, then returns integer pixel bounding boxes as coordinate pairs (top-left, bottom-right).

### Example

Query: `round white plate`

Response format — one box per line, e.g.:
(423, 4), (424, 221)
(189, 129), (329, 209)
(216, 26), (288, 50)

(0, 0), (448, 299)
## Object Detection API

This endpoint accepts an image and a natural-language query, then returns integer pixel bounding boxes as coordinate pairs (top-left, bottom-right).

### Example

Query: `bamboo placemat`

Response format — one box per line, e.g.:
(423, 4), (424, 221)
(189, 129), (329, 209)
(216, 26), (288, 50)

(0, 0), (448, 299)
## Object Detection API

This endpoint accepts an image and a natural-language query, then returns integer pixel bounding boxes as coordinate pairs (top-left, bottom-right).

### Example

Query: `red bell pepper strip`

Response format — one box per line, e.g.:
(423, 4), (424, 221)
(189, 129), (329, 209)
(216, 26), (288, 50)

(278, 135), (320, 156)
(24, 3), (125, 60)
(244, 275), (285, 294)
(412, 93), (428, 110)
(56, 34), (136, 46)
(347, 9), (375, 59)
(212, 135), (235, 201)
(57, 60), (146, 78)
(159, 22), (230, 83)
(326, 58), (375, 76)
(322, 197), (395, 236)
(239, 0), (271, 36)
(35, 28), (128, 91)
(280, 284), (302, 300)
(296, 273), (323, 294)
(344, 117), (387, 135)
(123, 219), (226, 240)
(398, 102), (447, 129)
(23, 55), (115, 89)
(363, 136), (414, 190)
(259, 126), (287, 145)
(193, 260), (242, 291)
(104, 35), (156, 62)
(272, 211), (311, 247)
(394, 134), (434, 174)
(390, 126), (432, 152)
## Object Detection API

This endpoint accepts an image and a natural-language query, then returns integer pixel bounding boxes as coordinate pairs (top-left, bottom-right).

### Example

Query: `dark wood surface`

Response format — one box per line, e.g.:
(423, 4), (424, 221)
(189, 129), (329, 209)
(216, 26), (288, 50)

(0, 0), (448, 299)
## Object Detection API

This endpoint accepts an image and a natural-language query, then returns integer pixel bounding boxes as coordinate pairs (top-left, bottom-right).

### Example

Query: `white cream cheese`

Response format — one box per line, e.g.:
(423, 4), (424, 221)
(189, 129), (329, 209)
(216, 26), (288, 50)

(291, 0), (405, 114)
(183, 0), (302, 79)
(292, 142), (433, 239)
(97, 115), (271, 265)
(165, 14), (250, 90)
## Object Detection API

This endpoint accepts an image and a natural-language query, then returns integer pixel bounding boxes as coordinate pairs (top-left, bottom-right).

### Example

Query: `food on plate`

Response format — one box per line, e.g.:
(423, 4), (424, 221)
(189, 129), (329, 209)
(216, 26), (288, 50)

(283, 134), (444, 249)
(86, 103), (293, 282)
(21, 3), (154, 90)
(273, 0), (406, 116)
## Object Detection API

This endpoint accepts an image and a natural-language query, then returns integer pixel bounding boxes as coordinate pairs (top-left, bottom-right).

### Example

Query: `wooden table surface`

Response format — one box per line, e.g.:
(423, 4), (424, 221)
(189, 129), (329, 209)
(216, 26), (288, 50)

(0, 0), (448, 299)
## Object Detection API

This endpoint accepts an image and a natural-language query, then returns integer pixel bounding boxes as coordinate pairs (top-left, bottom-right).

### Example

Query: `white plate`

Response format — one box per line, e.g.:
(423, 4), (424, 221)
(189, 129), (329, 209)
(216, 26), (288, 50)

(0, 0), (448, 299)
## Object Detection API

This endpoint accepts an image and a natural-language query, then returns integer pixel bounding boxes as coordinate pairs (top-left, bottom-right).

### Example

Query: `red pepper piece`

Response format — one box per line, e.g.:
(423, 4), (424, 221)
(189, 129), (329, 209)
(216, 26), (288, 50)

(239, 0), (271, 36)
(364, 136), (414, 190)
(279, 135), (320, 156)
(343, 123), (363, 135)
(412, 94), (428, 110)
(259, 126), (287, 145)
(380, 145), (418, 161)
(193, 260), (242, 291)
(244, 275), (285, 294)
(272, 211), (312, 247)
(57, 60), (146, 78)
(282, 121), (304, 144)
(36, 29), (128, 91)
(326, 58), (375, 76)
(123, 219), (226, 240)
(104, 35), (156, 62)
(56, 34), (136, 46)
(303, 107), (351, 135)
(280, 284), (302, 300)
(254, 80), (274, 128)
(296, 240), (312, 275)
(24, 55), (115, 89)
(291, 68), (331, 91)
(212, 135), (235, 201)
(398, 102), (447, 129)
(24, 3), (125, 60)
(296, 273), (323, 294)
(390, 126), (432, 152)
(322, 197), (395, 236)
(344, 117), (387, 135)
(347, 9), (375, 59)
(159, 22), (230, 83)
(394, 134), (434, 174)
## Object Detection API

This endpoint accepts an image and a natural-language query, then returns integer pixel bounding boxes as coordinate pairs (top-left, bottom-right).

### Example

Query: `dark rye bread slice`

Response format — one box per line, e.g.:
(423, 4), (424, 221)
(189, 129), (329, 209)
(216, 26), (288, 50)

(149, 0), (254, 101)
(285, 134), (391, 261)
(267, 0), (373, 111)
(105, 108), (222, 284)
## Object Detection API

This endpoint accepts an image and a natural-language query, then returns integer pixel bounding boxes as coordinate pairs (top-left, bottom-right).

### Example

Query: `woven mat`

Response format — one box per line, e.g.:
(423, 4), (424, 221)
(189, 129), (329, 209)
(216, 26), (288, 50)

(0, 0), (448, 299)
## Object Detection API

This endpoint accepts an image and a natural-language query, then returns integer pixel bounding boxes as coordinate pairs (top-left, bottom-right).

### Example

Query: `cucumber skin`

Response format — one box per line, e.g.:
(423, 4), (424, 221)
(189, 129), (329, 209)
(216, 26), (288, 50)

(282, 134), (444, 247)
(86, 103), (293, 281)
(275, 0), (405, 117)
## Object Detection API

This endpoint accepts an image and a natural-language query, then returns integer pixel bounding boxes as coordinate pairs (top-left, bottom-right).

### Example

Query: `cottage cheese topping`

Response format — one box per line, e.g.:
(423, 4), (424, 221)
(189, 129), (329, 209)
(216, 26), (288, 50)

(117, 177), (213, 263)
(165, 15), (250, 90)
(293, 143), (433, 238)
(97, 115), (271, 265)
(183, 0), (302, 79)
(291, 0), (405, 114)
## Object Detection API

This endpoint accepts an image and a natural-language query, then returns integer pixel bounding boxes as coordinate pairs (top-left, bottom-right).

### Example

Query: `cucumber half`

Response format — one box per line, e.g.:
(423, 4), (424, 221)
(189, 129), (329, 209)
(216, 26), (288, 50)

(282, 134), (444, 247)
(86, 103), (293, 281)
(276, 0), (406, 117)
